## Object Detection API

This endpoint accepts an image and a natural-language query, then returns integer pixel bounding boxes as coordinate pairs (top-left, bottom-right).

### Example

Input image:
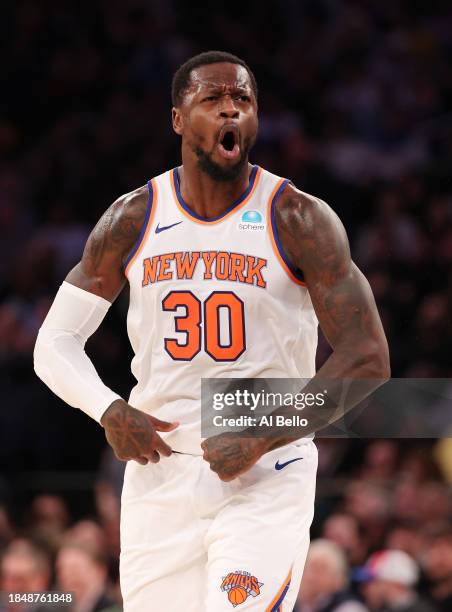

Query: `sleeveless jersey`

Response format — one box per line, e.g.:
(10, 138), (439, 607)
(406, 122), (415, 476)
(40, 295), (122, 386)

(123, 165), (318, 454)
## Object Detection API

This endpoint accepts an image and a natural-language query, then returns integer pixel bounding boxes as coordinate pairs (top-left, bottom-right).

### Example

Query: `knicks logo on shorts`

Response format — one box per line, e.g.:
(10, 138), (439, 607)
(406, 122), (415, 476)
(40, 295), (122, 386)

(221, 570), (263, 607)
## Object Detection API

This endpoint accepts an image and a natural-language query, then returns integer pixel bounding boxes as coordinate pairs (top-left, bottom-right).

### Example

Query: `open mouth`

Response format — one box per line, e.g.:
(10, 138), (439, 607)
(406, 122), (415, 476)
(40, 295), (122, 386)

(218, 126), (240, 160)
(221, 131), (236, 151)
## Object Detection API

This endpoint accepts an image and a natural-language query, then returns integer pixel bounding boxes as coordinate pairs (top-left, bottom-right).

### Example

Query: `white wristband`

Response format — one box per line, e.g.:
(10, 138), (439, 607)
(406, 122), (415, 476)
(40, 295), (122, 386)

(34, 281), (122, 423)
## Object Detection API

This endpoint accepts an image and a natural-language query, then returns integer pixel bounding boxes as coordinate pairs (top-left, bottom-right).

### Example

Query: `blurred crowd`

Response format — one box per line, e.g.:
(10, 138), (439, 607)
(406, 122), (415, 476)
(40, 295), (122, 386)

(295, 438), (452, 612)
(1, 440), (452, 611)
(1, 0), (452, 611)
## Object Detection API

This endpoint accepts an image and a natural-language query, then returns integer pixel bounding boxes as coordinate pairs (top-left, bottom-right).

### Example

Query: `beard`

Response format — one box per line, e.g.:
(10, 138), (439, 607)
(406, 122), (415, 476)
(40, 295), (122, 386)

(194, 137), (254, 182)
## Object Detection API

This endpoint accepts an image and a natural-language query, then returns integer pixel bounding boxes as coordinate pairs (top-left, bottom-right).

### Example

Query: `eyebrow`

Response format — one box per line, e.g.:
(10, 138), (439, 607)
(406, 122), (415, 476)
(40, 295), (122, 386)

(203, 84), (251, 94)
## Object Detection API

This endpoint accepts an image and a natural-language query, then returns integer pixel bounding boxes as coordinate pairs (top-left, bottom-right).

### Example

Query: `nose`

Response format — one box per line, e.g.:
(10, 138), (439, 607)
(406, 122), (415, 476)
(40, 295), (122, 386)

(219, 96), (239, 119)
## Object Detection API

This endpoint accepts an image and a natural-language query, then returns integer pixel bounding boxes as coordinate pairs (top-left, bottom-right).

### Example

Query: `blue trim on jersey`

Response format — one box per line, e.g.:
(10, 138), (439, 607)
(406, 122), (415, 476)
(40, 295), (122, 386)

(122, 180), (154, 271)
(173, 165), (258, 222)
(270, 180), (305, 283)
(270, 579), (291, 612)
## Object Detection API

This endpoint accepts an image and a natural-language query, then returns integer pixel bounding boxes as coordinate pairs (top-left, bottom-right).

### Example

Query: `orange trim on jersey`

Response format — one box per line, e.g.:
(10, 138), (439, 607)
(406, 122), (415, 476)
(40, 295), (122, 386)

(267, 179), (306, 287)
(170, 166), (262, 225)
(124, 178), (158, 277)
(266, 567), (292, 612)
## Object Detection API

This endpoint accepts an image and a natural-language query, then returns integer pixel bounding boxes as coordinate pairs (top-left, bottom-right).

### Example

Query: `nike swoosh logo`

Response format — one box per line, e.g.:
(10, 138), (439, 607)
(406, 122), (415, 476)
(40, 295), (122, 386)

(155, 221), (183, 234)
(275, 457), (303, 471)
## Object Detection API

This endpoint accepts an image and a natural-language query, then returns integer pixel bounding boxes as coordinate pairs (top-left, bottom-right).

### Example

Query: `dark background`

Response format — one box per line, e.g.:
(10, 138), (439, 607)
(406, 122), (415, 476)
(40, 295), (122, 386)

(0, 1), (451, 610)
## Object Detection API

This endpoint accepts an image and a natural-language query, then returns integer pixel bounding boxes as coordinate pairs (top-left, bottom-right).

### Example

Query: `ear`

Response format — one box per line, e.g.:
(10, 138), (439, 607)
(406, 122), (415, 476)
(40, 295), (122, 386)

(172, 107), (183, 135)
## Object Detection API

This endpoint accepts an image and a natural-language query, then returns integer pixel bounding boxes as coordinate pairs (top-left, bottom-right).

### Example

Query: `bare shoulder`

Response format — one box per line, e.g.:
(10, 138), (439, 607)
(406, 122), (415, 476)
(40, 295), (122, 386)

(65, 184), (149, 301)
(275, 182), (343, 239)
(99, 184), (149, 254)
(274, 181), (350, 280)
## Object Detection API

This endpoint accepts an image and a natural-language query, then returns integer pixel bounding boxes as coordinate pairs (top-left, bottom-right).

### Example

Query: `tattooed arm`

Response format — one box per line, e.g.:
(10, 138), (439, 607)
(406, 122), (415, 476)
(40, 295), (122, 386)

(53, 188), (178, 464)
(202, 184), (390, 480)
(261, 183), (390, 447)
(66, 186), (149, 301)
(276, 183), (390, 380)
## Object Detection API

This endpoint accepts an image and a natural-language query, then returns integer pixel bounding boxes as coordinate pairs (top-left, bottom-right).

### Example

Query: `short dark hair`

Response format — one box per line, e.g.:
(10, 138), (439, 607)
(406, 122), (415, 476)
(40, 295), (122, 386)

(171, 50), (258, 107)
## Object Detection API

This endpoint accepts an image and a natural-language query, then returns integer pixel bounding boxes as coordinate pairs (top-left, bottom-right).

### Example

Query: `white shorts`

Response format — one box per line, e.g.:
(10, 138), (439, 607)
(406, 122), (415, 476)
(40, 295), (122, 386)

(120, 440), (318, 611)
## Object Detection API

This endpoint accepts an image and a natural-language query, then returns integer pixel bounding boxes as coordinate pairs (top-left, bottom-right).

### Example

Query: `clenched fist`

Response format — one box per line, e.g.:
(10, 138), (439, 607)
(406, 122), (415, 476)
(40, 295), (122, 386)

(201, 433), (269, 481)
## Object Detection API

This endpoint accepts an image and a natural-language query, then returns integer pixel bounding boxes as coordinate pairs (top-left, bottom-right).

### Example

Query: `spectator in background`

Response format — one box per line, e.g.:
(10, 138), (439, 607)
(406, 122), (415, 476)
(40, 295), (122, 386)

(415, 483), (451, 530)
(384, 522), (428, 562)
(358, 442), (399, 485)
(322, 514), (368, 567)
(64, 521), (107, 560)
(356, 550), (437, 612)
(56, 542), (119, 612)
(94, 446), (124, 570)
(25, 495), (70, 552)
(294, 539), (367, 612)
(0, 539), (52, 612)
(64, 519), (120, 592)
(422, 529), (452, 612)
(342, 481), (390, 549)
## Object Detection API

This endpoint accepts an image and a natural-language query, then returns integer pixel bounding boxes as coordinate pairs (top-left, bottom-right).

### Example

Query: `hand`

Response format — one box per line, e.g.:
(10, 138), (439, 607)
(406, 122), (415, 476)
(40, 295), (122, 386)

(201, 433), (269, 481)
(101, 399), (179, 465)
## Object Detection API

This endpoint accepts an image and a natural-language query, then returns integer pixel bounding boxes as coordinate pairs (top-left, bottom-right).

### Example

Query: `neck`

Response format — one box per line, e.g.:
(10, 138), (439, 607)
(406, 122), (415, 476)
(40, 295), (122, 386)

(178, 150), (253, 219)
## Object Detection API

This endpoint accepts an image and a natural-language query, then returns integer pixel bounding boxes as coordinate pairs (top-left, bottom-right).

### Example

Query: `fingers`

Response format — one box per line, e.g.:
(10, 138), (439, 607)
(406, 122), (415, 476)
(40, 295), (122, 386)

(201, 443), (216, 464)
(153, 433), (173, 458)
(135, 450), (160, 464)
(146, 450), (161, 463)
(130, 431), (172, 463)
(217, 472), (235, 482)
(133, 418), (176, 460)
(207, 462), (236, 482)
(201, 440), (219, 464)
(134, 456), (149, 465)
(201, 438), (213, 458)
(150, 416), (179, 432)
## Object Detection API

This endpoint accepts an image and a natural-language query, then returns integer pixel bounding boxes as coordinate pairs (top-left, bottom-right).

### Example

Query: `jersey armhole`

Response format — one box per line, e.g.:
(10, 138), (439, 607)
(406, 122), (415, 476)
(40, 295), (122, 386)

(268, 179), (306, 286)
(123, 178), (157, 277)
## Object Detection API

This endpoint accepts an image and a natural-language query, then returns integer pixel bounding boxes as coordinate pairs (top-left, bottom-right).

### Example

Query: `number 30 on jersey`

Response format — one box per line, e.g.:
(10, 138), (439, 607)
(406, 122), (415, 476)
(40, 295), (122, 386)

(162, 290), (246, 362)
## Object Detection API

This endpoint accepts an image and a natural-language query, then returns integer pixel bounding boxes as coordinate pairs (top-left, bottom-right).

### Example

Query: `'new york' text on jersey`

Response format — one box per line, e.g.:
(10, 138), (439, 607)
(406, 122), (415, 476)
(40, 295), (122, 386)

(123, 165), (318, 454)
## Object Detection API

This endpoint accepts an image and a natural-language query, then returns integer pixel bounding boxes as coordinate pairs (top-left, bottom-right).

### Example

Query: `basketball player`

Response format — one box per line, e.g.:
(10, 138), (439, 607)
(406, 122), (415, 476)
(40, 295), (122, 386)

(34, 51), (389, 611)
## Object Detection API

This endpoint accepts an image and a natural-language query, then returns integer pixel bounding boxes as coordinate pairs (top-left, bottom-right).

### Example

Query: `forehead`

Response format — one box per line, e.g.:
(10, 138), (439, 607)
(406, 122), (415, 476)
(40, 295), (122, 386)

(189, 62), (252, 93)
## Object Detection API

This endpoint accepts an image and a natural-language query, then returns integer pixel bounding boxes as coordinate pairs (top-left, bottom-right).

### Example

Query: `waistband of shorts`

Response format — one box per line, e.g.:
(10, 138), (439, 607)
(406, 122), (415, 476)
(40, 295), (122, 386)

(166, 432), (315, 458)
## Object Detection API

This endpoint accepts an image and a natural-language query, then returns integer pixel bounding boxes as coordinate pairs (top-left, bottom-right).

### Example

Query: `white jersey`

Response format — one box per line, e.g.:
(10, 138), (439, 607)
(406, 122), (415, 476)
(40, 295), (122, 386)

(123, 165), (318, 454)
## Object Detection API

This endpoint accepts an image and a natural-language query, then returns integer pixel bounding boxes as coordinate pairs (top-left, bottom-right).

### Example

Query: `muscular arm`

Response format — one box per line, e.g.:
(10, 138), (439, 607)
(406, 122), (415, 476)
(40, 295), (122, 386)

(65, 185), (149, 301)
(256, 184), (390, 449)
(276, 182), (389, 380)
(34, 186), (178, 464)
(202, 184), (390, 480)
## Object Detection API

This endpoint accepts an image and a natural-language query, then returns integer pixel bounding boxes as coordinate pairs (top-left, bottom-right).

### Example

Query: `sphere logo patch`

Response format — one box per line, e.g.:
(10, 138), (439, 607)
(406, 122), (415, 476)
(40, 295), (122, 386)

(238, 210), (265, 231)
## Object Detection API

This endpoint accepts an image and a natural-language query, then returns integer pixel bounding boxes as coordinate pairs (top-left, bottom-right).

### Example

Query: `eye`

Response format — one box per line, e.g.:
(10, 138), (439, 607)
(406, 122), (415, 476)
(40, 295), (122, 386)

(203, 96), (217, 102)
(239, 95), (251, 102)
